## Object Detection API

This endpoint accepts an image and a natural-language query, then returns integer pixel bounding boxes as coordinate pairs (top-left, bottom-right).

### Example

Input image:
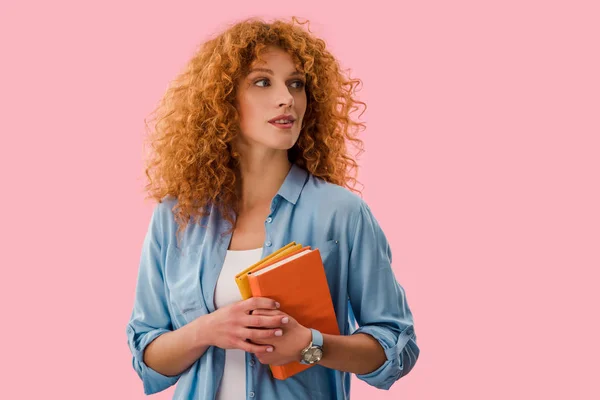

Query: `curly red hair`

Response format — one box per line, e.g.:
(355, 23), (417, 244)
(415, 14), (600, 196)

(143, 16), (366, 241)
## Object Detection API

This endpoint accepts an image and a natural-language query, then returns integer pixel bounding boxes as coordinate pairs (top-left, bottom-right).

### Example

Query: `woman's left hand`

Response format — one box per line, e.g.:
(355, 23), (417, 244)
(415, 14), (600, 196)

(248, 308), (312, 366)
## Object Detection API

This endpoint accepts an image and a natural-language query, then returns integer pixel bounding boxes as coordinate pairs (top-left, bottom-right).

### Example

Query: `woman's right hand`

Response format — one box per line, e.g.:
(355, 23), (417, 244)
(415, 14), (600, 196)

(204, 297), (289, 354)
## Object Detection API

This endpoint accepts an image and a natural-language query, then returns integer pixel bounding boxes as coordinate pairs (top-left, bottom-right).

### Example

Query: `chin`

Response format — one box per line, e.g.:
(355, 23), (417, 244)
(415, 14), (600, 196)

(239, 128), (300, 150)
(269, 141), (297, 151)
(266, 135), (300, 150)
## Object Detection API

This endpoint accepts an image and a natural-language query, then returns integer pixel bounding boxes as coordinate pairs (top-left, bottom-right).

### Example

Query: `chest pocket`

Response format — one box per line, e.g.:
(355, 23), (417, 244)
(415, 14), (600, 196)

(317, 239), (340, 270)
(164, 246), (206, 324)
(315, 239), (343, 312)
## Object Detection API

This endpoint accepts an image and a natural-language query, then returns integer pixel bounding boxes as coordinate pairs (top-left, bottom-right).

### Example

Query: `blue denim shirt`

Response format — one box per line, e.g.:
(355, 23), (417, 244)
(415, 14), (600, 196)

(126, 163), (419, 399)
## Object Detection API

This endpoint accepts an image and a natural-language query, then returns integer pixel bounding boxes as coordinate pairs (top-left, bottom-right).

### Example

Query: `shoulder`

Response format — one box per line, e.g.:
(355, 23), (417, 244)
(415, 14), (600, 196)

(149, 196), (216, 247)
(301, 174), (368, 221)
(151, 196), (179, 224)
(302, 174), (386, 230)
(147, 196), (188, 240)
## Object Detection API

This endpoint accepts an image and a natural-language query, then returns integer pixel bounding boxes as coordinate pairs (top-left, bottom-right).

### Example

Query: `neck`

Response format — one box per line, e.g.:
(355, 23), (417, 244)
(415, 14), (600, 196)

(236, 149), (292, 212)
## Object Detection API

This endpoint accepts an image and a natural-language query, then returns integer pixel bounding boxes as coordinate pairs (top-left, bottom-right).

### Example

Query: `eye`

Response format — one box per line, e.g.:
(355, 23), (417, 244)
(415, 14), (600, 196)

(253, 78), (305, 89)
(255, 78), (270, 87)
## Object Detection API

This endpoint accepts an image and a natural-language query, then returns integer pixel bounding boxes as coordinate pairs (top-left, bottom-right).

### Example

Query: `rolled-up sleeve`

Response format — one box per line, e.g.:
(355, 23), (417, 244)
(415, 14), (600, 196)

(347, 201), (420, 390)
(126, 204), (180, 394)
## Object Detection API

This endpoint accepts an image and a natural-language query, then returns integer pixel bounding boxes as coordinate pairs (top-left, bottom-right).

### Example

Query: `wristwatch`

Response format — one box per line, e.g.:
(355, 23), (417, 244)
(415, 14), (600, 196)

(300, 328), (324, 365)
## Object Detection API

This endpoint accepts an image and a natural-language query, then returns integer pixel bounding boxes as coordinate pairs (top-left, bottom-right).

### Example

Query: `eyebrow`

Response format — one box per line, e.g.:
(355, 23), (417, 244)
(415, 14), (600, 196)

(248, 68), (305, 78)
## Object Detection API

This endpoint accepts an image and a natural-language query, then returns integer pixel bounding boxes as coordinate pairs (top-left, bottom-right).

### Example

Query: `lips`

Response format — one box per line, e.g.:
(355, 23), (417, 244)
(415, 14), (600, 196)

(269, 120), (294, 129)
(268, 114), (296, 123)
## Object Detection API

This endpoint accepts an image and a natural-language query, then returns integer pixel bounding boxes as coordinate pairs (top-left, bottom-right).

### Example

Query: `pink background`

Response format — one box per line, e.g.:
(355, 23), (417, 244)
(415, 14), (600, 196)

(2, 0), (598, 398)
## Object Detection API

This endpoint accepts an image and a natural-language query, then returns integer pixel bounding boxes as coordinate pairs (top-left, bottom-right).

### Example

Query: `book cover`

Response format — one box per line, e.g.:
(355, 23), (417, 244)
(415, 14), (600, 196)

(234, 242), (301, 300)
(247, 248), (340, 380)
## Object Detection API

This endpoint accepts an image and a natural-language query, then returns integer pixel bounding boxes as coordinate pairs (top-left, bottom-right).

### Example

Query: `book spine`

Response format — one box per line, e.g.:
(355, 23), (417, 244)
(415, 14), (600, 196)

(248, 274), (262, 297)
(235, 276), (253, 300)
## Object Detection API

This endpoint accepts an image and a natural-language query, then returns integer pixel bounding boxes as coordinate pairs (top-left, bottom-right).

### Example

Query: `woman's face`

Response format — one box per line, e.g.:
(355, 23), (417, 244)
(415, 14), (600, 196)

(234, 46), (307, 151)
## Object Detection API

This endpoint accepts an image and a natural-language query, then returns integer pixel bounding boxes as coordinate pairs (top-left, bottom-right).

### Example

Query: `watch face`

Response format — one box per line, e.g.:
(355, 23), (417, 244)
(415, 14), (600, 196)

(304, 347), (323, 363)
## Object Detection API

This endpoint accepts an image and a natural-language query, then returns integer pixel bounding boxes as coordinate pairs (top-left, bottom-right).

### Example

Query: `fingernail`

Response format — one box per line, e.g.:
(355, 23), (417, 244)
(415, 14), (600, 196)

(275, 330), (283, 336)
(266, 347), (273, 352)
(282, 317), (289, 324)
(275, 302), (280, 308)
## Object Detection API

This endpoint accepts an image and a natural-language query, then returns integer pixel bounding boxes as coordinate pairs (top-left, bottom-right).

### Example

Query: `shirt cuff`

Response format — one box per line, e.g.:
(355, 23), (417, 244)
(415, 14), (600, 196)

(353, 325), (416, 390)
(126, 325), (180, 395)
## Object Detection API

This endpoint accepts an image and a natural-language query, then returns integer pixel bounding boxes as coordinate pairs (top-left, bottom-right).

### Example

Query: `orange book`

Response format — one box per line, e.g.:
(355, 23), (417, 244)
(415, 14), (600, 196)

(249, 245), (310, 275)
(247, 247), (341, 380)
(234, 242), (301, 300)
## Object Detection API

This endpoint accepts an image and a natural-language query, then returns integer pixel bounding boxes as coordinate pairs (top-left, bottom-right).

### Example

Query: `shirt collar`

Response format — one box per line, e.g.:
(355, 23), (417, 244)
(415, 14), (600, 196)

(276, 163), (308, 205)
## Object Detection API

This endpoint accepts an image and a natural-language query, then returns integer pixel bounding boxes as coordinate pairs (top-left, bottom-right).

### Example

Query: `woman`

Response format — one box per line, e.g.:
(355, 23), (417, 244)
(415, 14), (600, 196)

(126, 16), (419, 399)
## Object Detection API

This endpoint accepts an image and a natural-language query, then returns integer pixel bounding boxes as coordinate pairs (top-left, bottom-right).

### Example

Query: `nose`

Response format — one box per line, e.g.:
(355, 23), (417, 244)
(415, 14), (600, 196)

(276, 86), (294, 109)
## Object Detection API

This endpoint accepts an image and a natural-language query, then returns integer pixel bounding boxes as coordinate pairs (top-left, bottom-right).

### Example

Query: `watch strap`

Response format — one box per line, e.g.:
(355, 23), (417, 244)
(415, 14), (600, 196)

(310, 328), (323, 347)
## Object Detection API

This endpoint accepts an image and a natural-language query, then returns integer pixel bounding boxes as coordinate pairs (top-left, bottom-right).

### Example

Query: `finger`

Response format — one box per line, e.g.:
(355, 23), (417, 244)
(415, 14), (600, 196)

(244, 314), (289, 329)
(243, 327), (283, 341)
(243, 297), (280, 313)
(238, 340), (274, 354)
(249, 308), (286, 317)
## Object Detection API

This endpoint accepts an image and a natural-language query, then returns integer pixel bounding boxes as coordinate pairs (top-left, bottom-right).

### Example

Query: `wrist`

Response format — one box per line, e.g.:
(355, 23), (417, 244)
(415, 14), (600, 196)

(299, 328), (324, 365)
(190, 313), (214, 349)
(298, 327), (312, 360)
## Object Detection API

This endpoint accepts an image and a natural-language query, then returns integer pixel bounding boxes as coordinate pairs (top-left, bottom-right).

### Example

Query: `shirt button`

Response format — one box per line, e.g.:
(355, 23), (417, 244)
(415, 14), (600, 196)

(266, 217), (273, 223)
(265, 240), (272, 247)
(249, 359), (255, 366)
(249, 392), (255, 398)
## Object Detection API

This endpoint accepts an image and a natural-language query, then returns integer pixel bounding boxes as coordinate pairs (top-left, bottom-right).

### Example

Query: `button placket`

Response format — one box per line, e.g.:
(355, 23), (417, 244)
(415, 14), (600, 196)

(247, 352), (256, 398)
(265, 197), (277, 250)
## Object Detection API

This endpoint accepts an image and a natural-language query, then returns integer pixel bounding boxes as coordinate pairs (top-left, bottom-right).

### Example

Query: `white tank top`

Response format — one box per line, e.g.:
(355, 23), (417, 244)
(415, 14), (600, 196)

(214, 247), (263, 400)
